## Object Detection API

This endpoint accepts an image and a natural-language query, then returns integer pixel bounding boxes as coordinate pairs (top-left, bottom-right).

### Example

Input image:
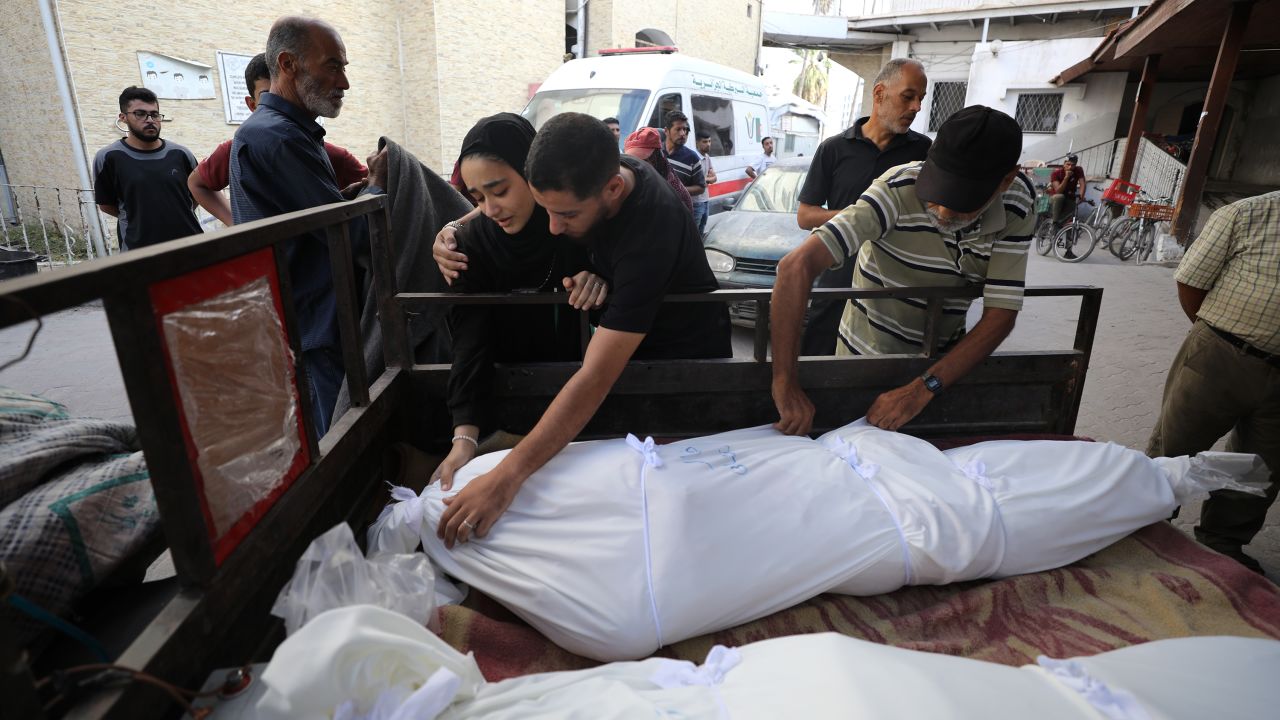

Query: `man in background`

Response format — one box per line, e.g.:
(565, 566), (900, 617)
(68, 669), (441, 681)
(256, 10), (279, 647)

(1147, 191), (1280, 574)
(693, 131), (718, 234)
(189, 53), (366, 225)
(795, 58), (931, 355)
(1049, 154), (1086, 223)
(663, 111), (705, 212)
(94, 86), (203, 250)
(603, 117), (621, 141)
(231, 16), (377, 436)
(744, 136), (776, 179)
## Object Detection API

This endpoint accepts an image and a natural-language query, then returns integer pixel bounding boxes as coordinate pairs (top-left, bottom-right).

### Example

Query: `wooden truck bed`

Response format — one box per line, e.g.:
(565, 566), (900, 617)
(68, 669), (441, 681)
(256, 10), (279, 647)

(2, 196), (1275, 718)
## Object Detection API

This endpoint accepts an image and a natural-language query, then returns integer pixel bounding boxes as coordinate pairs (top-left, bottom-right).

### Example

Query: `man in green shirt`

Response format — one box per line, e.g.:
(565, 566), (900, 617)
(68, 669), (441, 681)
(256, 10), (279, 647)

(771, 106), (1033, 434)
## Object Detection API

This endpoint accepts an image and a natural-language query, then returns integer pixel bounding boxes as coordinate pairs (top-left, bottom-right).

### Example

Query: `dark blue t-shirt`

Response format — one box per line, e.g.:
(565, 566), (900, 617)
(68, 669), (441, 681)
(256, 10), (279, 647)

(93, 139), (202, 249)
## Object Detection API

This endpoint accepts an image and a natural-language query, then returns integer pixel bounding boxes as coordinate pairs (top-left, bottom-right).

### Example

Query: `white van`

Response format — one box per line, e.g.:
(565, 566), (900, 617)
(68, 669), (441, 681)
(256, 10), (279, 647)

(522, 48), (769, 213)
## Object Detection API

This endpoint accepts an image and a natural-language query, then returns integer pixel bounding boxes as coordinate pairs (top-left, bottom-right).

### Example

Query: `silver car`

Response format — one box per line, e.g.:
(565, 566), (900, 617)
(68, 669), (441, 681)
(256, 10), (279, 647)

(703, 156), (811, 326)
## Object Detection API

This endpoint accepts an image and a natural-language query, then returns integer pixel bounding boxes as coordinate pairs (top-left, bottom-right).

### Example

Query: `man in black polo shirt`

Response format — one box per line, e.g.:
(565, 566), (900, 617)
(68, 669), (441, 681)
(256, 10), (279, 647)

(797, 58), (931, 355)
(93, 86), (202, 250)
(436, 112), (730, 547)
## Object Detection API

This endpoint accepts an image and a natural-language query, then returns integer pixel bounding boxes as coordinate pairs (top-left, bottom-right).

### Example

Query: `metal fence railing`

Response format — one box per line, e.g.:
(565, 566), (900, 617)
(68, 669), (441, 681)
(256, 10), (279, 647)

(0, 184), (117, 268)
(1131, 136), (1186, 202)
(2, 183), (225, 271)
(1046, 139), (1121, 181)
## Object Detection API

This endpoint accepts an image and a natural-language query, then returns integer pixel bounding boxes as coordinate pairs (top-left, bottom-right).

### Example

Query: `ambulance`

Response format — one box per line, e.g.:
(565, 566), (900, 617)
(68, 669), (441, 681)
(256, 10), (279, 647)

(522, 48), (770, 213)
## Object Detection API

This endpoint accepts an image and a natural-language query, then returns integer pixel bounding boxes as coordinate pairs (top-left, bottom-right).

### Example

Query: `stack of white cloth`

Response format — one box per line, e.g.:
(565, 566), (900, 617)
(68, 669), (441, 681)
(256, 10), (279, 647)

(256, 605), (1280, 719)
(369, 419), (1267, 661)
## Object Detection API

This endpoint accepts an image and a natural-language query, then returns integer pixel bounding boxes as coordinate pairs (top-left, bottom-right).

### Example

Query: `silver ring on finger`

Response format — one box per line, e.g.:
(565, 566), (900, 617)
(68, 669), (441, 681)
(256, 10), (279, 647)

(461, 519), (476, 531)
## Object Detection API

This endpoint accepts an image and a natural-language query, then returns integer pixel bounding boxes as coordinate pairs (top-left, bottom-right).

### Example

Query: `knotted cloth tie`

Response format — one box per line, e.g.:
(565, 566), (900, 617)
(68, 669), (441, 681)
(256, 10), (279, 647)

(823, 435), (914, 585)
(1037, 657), (1151, 720)
(625, 433), (665, 648)
(650, 645), (743, 720)
(959, 459), (994, 491)
(370, 484), (432, 554)
(626, 433), (665, 468)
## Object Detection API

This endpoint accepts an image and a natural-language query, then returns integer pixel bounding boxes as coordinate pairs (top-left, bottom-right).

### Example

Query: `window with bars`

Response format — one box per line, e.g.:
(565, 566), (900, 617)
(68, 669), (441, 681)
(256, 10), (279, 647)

(928, 81), (967, 132)
(1015, 93), (1064, 134)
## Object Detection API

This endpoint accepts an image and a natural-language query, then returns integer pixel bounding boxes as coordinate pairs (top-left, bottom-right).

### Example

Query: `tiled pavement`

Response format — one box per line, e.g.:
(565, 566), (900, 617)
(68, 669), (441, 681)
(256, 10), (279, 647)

(1, 248), (1275, 578)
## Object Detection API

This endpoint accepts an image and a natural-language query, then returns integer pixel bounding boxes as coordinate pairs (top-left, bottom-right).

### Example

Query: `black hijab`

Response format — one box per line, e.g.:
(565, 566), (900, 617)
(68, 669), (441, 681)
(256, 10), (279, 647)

(458, 112), (537, 179)
(451, 112), (589, 294)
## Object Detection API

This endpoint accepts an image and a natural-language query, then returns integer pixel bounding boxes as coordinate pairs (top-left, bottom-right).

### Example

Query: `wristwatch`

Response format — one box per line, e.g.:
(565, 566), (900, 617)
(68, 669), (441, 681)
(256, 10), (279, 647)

(920, 372), (944, 395)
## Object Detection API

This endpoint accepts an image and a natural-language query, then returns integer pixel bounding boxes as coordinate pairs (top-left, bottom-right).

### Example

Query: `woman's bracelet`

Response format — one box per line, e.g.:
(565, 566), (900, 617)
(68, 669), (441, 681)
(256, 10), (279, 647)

(445, 219), (465, 232)
(452, 434), (478, 448)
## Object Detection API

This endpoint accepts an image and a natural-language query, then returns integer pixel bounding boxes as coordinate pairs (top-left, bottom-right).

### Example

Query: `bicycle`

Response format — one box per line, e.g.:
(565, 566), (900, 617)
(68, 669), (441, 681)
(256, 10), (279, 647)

(1052, 199), (1098, 263)
(1110, 191), (1173, 262)
(1083, 185), (1133, 254)
(1032, 182), (1055, 256)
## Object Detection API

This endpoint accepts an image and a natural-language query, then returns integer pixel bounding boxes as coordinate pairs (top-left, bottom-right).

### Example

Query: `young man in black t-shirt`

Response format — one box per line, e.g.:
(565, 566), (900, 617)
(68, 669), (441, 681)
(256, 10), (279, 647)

(94, 86), (202, 250)
(435, 111), (730, 548)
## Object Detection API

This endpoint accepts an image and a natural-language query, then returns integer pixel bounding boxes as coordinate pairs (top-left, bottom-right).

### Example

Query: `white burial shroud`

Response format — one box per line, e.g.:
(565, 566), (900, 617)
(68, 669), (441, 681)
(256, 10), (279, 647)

(257, 605), (1280, 720)
(369, 419), (1267, 661)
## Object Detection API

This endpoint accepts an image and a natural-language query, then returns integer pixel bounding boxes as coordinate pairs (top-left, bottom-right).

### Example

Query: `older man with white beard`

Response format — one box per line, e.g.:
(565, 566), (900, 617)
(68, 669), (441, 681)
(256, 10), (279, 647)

(770, 106), (1035, 434)
(231, 16), (374, 435)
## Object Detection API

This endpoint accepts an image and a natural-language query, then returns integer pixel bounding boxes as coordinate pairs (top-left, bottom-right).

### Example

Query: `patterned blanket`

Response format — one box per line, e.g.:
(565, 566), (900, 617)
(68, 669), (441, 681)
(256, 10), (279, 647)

(438, 522), (1280, 681)
(0, 388), (157, 647)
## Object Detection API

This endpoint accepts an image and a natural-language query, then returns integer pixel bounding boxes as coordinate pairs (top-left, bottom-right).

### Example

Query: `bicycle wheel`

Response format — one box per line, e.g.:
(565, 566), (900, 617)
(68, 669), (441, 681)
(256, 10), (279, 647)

(1053, 222), (1097, 263)
(1034, 217), (1053, 255)
(1102, 216), (1133, 252)
(1086, 202), (1110, 233)
(1112, 222), (1140, 260)
(1137, 223), (1158, 262)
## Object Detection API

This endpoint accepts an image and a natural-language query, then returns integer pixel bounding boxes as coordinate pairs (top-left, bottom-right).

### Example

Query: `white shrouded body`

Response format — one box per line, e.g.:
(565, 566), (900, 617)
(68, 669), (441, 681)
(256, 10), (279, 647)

(370, 420), (1266, 661)
(257, 606), (1280, 720)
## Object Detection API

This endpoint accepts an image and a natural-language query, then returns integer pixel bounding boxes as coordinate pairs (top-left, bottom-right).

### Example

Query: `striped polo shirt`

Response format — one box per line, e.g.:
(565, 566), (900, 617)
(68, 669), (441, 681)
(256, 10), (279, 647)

(813, 162), (1035, 356)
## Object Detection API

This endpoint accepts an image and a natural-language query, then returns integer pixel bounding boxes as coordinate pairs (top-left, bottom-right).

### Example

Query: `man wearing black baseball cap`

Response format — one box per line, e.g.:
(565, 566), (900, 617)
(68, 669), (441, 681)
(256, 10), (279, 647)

(770, 105), (1035, 434)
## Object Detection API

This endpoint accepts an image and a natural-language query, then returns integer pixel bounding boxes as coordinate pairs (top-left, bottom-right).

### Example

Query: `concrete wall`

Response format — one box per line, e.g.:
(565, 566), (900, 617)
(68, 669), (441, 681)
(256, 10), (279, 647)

(0, 0), (87, 209)
(961, 38), (1126, 164)
(432, 0), (563, 168)
(1222, 74), (1280, 187)
(587, 0), (762, 75)
(0, 0), (565, 210)
(56, 1), (420, 172)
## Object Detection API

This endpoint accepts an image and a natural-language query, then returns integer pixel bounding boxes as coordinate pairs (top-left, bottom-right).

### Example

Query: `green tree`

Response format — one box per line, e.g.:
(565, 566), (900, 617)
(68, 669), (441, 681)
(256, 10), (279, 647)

(793, 49), (829, 107)
(792, 1), (835, 106)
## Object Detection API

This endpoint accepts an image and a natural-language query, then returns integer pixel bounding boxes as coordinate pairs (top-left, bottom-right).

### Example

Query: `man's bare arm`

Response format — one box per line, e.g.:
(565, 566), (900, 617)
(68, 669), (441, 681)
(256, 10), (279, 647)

(686, 184), (705, 197)
(797, 202), (839, 230)
(771, 235), (836, 435)
(437, 327), (645, 546)
(865, 306), (1018, 431)
(1177, 282), (1208, 323)
(187, 169), (232, 226)
(97, 204), (118, 218)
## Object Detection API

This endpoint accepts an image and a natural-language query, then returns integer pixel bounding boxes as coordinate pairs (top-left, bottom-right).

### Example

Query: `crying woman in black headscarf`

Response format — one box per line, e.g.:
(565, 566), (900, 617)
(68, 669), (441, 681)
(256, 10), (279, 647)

(430, 112), (608, 489)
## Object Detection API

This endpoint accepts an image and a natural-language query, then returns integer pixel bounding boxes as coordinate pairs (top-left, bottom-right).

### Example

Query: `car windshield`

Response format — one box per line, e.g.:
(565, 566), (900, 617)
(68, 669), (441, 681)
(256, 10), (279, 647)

(522, 89), (652, 135)
(736, 165), (808, 213)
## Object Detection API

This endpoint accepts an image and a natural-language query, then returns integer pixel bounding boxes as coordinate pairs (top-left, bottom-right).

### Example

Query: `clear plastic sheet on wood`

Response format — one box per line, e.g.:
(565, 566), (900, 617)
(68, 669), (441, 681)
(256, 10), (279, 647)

(161, 276), (300, 539)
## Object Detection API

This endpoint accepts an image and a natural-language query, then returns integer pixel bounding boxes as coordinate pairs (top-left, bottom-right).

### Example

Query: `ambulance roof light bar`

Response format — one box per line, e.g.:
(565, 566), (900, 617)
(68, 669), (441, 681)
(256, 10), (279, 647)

(598, 46), (680, 56)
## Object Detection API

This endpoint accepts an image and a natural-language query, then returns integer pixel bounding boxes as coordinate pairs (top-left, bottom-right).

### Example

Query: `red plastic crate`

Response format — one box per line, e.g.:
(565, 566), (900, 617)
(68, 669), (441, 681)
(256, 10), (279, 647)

(1102, 179), (1141, 205)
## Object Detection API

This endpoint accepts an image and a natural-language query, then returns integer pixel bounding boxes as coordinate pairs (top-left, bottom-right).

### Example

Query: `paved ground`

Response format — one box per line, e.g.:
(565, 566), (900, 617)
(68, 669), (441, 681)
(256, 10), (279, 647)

(1, 248), (1275, 579)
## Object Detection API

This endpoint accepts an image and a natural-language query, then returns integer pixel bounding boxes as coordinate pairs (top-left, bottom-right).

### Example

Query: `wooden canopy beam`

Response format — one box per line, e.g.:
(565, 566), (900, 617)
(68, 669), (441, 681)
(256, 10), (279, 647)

(1116, 0), (1204, 58)
(1118, 54), (1160, 181)
(1172, 0), (1252, 243)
